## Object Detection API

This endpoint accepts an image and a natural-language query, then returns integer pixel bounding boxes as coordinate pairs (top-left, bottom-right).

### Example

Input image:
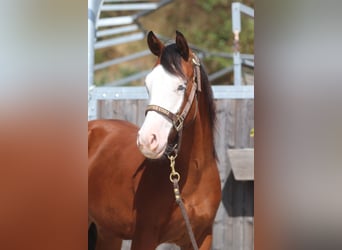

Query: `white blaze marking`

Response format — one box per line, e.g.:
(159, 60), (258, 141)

(137, 65), (185, 159)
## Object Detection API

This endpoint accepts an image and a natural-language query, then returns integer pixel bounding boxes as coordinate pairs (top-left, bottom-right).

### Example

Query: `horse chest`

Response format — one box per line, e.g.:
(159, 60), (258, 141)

(158, 194), (215, 245)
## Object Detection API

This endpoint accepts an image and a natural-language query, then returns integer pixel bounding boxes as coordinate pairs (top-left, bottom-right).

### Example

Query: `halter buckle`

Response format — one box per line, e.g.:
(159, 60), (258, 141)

(173, 115), (184, 132)
(192, 57), (200, 66)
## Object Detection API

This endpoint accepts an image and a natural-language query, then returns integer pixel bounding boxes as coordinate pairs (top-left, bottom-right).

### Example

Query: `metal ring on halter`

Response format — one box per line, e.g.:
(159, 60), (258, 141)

(169, 172), (180, 183)
(173, 115), (184, 132)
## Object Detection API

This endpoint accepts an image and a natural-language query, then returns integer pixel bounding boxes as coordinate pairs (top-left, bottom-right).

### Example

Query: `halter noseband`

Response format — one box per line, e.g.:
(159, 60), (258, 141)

(145, 53), (201, 153)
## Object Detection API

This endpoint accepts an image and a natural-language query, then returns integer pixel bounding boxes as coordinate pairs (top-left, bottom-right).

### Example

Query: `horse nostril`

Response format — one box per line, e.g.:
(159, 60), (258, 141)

(149, 134), (158, 150)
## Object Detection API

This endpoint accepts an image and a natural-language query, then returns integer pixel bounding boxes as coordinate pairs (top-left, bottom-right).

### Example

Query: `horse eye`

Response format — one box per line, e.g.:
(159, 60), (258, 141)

(177, 85), (186, 91)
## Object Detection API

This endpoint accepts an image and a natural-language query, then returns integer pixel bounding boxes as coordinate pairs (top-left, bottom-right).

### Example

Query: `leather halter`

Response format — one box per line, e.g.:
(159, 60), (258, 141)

(145, 53), (201, 153)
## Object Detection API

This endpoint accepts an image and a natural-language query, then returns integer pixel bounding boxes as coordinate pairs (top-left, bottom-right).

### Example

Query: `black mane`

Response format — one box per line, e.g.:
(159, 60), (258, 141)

(160, 43), (217, 159)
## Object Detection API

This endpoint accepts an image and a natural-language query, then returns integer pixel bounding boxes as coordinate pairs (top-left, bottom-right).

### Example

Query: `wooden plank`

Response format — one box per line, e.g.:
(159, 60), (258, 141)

(228, 99), (237, 148)
(215, 99), (232, 182)
(232, 216), (244, 250)
(228, 149), (254, 181)
(243, 217), (254, 250)
(246, 99), (254, 148)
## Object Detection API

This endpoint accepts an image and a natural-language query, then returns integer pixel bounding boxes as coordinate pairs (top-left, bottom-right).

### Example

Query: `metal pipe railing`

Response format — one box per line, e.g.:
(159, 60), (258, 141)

(232, 2), (254, 86)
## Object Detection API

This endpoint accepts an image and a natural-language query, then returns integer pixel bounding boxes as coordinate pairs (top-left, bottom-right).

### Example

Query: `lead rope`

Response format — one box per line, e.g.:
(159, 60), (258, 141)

(168, 154), (199, 250)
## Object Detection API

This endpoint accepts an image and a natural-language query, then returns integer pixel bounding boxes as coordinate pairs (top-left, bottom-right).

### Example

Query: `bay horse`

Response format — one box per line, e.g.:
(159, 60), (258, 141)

(88, 31), (221, 250)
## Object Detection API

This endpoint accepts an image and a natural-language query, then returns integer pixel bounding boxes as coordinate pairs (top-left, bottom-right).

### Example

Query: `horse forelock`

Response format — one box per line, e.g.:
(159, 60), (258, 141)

(160, 44), (186, 79)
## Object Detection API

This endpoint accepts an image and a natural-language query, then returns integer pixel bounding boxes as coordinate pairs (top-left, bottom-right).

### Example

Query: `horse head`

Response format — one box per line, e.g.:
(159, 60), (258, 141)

(137, 31), (200, 159)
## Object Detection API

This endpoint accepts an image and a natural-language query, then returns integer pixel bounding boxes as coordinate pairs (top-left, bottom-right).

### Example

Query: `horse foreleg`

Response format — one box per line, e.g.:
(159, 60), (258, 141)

(180, 229), (213, 250)
(131, 229), (159, 250)
(198, 232), (213, 250)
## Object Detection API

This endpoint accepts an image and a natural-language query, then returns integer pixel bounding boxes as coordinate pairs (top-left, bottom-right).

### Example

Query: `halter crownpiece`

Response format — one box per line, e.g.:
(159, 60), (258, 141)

(192, 53), (201, 92)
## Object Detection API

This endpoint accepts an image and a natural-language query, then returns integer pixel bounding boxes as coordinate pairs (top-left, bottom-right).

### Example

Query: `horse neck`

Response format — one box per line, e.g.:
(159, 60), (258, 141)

(179, 88), (215, 163)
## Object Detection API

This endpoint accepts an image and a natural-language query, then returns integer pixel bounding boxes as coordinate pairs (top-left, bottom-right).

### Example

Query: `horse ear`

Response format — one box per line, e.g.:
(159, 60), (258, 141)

(175, 30), (189, 61)
(147, 31), (164, 57)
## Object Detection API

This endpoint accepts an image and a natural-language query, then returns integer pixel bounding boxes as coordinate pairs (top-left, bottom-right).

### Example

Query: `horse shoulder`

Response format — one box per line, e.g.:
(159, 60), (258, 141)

(185, 159), (221, 223)
(88, 119), (146, 238)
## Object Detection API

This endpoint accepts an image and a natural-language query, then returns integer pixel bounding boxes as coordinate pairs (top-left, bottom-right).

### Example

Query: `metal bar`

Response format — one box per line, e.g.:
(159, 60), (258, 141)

(239, 3), (254, 18)
(213, 85), (254, 99)
(95, 32), (144, 49)
(232, 2), (241, 33)
(89, 86), (148, 101)
(208, 66), (234, 82)
(232, 3), (241, 86)
(96, 24), (139, 37)
(241, 54), (254, 60)
(88, 0), (97, 87)
(204, 51), (234, 59)
(88, 19), (95, 87)
(156, 34), (253, 60)
(89, 85), (254, 101)
(134, 0), (173, 19)
(104, 0), (146, 2)
(97, 16), (134, 27)
(88, 85), (254, 120)
(232, 2), (254, 86)
(101, 3), (158, 11)
(106, 71), (150, 86)
(192, 50), (254, 60)
(94, 50), (151, 71)
(233, 52), (242, 86)
(242, 59), (254, 68)
(88, 85), (97, 121)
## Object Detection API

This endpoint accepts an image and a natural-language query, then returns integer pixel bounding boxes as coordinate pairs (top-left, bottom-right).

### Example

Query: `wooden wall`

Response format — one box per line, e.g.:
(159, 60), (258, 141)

(96, 98), (254, 250)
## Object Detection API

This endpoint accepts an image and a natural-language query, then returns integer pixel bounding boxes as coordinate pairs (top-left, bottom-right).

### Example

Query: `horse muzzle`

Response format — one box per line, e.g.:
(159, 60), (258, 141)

(137, 131), (167, 159)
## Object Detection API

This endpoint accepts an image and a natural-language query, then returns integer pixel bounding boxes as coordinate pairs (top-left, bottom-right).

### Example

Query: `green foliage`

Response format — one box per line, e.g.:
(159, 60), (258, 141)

(240, 18), (254, 53)
(197, 0), (228, 12)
